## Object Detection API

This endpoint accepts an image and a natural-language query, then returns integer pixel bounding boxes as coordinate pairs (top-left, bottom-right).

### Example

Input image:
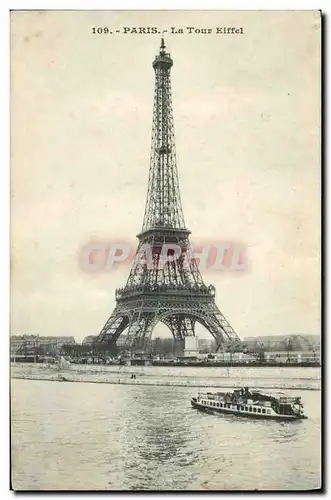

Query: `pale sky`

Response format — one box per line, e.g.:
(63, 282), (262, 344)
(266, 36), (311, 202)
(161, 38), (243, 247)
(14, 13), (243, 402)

(10, 10), (321, 342)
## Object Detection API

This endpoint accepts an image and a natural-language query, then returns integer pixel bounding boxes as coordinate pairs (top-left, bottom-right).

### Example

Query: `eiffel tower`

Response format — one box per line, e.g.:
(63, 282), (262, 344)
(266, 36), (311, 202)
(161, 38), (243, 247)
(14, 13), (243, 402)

(95, 39), (240, 353)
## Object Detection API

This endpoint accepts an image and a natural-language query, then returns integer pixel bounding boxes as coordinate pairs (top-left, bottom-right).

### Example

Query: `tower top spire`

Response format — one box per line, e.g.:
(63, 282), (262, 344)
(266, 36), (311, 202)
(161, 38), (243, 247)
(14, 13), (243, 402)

(160, 33), (166, 53)
(153, 34), (173, 70)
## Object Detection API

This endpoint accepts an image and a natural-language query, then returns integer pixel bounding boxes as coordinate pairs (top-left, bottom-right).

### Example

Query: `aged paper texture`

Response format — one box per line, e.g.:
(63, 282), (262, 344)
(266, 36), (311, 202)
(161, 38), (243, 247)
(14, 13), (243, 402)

(11, 10), (321, 491)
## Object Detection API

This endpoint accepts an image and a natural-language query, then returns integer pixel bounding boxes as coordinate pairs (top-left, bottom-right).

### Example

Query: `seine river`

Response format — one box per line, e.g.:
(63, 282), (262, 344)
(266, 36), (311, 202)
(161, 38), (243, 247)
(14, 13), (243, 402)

(11, 375), (321, 491)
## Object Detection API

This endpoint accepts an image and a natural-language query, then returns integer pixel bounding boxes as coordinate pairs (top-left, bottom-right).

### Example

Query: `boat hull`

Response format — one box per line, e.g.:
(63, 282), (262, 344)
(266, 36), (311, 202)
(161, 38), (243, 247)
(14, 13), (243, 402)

(191, 398), (307, 421)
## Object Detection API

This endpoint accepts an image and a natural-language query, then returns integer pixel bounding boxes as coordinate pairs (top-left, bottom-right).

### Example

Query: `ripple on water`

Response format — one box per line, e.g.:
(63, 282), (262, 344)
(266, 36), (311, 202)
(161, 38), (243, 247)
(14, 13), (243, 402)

(11, 379), (321, 491)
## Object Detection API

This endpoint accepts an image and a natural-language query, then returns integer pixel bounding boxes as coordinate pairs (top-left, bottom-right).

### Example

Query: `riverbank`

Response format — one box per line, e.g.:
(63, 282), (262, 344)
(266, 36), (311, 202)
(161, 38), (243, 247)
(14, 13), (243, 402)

(10, 363), (321, 391)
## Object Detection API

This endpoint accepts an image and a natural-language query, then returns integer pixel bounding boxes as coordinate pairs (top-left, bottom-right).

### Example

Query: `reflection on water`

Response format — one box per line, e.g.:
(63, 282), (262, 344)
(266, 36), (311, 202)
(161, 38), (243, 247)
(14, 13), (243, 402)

(11, 380), (321, 491)
(122, 388), (201, 490)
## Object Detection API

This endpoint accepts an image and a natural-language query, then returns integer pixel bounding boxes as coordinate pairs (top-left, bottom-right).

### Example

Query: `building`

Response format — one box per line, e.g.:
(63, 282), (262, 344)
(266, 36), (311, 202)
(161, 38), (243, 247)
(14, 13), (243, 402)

(11, 335), (76, 355)
(198, 338), (217, 353)
(243, 334), (320, 353)
(82, 335), (98, 345)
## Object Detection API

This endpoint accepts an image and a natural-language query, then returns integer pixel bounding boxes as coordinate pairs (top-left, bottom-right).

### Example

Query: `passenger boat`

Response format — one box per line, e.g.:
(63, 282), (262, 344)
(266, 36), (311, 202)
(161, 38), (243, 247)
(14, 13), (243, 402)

(191, 387), (307, 420)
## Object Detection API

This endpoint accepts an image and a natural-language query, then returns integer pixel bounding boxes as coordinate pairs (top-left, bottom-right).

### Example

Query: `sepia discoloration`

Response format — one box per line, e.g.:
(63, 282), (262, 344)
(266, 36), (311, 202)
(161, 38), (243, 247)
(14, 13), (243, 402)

(10, 10), (321, 491)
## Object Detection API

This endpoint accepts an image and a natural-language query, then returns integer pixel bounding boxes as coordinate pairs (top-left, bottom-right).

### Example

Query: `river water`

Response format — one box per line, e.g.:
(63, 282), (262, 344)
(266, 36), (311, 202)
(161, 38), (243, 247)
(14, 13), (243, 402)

(11, 377), (321, 491)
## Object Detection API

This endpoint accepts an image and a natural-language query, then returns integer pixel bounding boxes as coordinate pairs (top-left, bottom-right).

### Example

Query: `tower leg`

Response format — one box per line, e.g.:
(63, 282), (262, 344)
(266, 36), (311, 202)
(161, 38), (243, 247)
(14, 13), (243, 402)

(194, 304), (238, 351)
(127, 313), (155, 352)
(97, 307), (130, 349)
(162, 314), (195, 340)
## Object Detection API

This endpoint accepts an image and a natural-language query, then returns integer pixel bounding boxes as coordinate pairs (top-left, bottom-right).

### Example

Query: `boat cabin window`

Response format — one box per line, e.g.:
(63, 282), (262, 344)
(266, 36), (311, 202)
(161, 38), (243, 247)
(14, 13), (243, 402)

(262, 409), (266, 414)
(249, 406), (252, 412)
(220, 403), (223, 408)
(253, 408), (257, 413)
(227, 404), (231, 409)
(216, 403), (219, 407)
(258, 408), (261, 413)
(245, 406), (248, 411)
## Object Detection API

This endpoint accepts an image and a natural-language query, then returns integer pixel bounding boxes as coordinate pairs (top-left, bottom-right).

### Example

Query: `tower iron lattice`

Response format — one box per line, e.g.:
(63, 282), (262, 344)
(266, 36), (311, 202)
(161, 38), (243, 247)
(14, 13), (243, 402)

(95, 39), (240, 352)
